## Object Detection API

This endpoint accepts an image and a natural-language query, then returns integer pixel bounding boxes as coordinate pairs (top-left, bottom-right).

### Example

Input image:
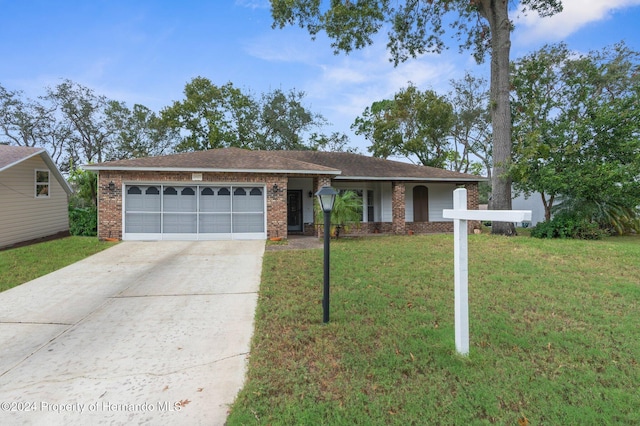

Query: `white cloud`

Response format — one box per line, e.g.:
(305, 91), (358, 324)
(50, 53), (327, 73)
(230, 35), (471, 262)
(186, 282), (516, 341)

(234, 0), (269, 9)
(514, 0), (640, 44)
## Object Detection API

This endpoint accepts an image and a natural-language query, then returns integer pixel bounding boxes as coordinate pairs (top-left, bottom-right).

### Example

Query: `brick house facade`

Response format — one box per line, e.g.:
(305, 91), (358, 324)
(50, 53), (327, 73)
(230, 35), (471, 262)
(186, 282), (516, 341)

(87, 148), (485, 241)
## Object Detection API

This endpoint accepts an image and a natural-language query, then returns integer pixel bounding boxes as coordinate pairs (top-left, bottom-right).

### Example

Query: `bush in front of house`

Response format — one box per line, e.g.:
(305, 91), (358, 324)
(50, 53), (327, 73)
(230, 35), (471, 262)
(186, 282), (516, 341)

(530, 212), (606, 240)
(69, 206), (97, 236)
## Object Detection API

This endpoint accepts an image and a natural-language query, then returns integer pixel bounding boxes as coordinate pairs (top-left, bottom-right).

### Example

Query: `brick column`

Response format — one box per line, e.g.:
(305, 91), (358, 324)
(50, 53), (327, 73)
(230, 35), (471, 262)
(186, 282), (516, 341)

(97, 172), (123, 240)
(464, 182), (481, 233)
(392, 181), (406, 235)
(266, 176), (288, 239)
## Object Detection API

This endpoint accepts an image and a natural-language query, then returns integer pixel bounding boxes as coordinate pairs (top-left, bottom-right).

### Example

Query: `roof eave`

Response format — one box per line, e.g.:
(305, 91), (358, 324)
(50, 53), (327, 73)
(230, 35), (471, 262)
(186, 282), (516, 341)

(333, 176), (488, 182)
(83, 165), (342, 175)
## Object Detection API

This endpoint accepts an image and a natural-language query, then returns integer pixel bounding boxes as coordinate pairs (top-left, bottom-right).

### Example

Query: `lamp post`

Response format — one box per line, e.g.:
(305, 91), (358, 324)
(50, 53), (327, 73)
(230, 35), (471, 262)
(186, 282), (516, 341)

(316, 186), (337, 323)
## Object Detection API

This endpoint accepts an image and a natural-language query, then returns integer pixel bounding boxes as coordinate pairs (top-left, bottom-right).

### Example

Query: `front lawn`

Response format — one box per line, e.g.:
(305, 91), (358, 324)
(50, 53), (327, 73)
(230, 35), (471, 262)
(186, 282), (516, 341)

(0, 236), (114, 292)
(228, 234), (640, 425)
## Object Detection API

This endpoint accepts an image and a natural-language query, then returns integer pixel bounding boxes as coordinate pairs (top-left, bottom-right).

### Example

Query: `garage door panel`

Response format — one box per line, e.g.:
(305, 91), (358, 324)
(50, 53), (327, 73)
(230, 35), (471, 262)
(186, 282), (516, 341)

(200, 187), (231, 212)
(200, 214), (231, 233)
(163, 186), (196, 212)
(125, 212), (161, 233)
(163, 213), (197, 233)
(232, 213), (264, 233)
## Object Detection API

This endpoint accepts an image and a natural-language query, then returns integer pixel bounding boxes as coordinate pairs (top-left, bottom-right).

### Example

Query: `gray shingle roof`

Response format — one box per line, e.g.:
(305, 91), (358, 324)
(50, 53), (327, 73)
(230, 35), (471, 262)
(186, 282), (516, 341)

(85, 147), (340, 174)
(0, 145), (44, 171)
(275, 151), (484, 181)
(85, 147), (485, 181)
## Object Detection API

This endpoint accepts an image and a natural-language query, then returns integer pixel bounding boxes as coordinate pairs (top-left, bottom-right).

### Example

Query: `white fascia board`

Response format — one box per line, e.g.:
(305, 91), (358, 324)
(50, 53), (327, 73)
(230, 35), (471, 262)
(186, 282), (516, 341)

(82, 165), (341, 175)
(333, 176), (488, 182)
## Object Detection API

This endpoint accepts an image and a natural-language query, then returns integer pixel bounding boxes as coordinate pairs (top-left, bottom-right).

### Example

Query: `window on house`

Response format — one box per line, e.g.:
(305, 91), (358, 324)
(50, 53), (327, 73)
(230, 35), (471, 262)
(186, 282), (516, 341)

(35, 170), (50, 198)
(413, 185), (429, 222)
(367, 190), (374, 222)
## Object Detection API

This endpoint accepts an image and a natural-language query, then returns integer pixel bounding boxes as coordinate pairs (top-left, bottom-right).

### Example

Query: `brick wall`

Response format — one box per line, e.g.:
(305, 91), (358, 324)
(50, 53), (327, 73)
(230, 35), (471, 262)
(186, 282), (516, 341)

(391, 181), (406, 235)
(464, 182), (481, 233)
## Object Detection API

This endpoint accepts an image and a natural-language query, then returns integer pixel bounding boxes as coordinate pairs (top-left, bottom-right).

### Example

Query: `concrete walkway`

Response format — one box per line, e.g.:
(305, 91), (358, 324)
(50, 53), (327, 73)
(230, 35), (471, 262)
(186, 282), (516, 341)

(0, 240), (265, 425)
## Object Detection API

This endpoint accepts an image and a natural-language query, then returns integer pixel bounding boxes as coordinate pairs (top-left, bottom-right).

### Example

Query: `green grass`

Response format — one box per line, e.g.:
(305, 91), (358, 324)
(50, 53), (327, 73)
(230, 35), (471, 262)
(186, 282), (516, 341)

(228, 234), (640, 425)
(0, 236), (114, 292)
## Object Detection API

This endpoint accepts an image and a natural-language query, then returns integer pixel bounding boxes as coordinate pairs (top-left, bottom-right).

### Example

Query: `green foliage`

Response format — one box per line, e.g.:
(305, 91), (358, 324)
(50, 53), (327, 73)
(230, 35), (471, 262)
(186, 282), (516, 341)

(511, 42), (640, 230)
(270, 1), (561, 65)
(352, 84), (455, 168)
(530, 212), (606, 240)
(314, 190), (363, 238)
(68, 206), (97, 236)
(448, 72), (492, 176)
(160, 78), (256, 151)
(108, 103), (178, 159)
(161, 78), (348, 152)
(68, 167), (97, 207)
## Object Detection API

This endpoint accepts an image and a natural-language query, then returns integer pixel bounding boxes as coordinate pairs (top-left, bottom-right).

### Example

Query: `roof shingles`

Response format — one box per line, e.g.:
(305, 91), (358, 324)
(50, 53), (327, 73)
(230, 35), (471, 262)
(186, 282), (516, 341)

(85, 147), (485, 181)
(0, 145), (44, 171)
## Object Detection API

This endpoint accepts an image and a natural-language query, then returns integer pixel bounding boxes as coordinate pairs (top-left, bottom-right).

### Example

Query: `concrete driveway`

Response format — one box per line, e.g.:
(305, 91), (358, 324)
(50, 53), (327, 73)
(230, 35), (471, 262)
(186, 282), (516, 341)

(0, 240), (265, 425)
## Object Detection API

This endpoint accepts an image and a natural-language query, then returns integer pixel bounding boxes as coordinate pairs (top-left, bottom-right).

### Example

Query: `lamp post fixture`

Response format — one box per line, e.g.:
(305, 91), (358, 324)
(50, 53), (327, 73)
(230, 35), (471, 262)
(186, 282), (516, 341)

(316, 186), (337, 323)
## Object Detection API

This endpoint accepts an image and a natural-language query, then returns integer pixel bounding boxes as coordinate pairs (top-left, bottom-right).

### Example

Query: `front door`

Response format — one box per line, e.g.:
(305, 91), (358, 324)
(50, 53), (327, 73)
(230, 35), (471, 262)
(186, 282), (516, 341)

(287, 190), (303, 232)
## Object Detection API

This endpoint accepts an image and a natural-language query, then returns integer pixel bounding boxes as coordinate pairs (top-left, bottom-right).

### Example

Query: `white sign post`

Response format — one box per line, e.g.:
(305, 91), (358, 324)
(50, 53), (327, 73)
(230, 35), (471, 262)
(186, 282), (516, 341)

(443, 188), (532, 356)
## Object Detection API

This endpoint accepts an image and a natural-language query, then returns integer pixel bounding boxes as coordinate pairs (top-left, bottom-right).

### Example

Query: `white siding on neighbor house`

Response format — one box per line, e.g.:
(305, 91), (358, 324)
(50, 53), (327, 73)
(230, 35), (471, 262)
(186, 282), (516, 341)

(0, 156), (70, 248)
(405, 183), (456, 222)
(512, 193), (547, 226)
(288, 178), (315, 224)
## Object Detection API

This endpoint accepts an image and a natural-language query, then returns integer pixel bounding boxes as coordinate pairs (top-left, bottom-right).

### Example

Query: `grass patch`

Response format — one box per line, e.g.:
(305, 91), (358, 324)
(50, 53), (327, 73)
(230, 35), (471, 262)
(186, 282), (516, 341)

(228, 234), (640, 425)
(0, 236), (114, 292)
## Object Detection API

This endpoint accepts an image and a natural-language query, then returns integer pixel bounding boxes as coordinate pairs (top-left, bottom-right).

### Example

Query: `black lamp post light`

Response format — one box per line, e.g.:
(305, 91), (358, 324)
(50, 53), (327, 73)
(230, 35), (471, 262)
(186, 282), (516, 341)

(315, 185), (337, 323)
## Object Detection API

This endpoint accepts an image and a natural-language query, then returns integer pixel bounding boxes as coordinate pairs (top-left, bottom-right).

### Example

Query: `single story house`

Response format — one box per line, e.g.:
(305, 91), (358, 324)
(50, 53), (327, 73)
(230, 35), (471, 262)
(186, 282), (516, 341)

(0, 145), (73, 249)
(84, 148), (485, 241)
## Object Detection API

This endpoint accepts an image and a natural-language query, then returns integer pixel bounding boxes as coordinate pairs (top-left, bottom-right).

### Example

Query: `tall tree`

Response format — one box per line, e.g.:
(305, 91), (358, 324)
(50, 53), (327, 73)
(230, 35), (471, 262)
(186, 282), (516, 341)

(108, 102), (178, 159)
(448, 72), (492, 178)
(254, 88), (327, 150)
(0, 84), (71, 166)
(352, 84), (455, 168)
(271, 0), (563, 235)
(163, 77), (354, 152)
(47, 80), (118, 167)
(161, 77), (258, 152)
(511, 42), (640, 231)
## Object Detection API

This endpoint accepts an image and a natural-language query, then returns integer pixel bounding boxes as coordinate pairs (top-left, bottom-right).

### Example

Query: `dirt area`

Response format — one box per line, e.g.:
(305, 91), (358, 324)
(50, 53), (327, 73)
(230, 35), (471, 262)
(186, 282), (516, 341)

(266, 236), (323, 251)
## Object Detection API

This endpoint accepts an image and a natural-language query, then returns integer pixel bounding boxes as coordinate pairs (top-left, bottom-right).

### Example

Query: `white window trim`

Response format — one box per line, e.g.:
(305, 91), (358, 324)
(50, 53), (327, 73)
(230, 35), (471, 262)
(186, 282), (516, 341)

(35, 169), (50, 198)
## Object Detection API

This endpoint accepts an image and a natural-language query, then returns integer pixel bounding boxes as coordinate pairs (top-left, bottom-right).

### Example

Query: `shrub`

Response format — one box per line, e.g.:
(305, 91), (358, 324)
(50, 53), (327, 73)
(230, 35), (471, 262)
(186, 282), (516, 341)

(69, 206), (97, 236)
(530, 212), (606, 240)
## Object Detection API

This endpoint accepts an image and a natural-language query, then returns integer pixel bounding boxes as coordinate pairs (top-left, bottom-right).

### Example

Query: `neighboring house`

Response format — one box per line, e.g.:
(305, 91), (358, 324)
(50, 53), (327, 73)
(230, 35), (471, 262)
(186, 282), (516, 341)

(0, 145), (73, 249)
(84, 148), (485, 241)
(512, 192), (548, 227)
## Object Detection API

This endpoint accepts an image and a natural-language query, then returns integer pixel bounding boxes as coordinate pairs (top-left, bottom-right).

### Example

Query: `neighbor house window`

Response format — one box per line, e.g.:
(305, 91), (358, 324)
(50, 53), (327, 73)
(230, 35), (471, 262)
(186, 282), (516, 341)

(35, 170), (50, 198)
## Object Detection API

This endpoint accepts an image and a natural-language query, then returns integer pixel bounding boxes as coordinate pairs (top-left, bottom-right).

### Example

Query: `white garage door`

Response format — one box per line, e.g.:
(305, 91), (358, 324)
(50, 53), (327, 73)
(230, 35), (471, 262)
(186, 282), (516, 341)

(123, 184), (266, 240)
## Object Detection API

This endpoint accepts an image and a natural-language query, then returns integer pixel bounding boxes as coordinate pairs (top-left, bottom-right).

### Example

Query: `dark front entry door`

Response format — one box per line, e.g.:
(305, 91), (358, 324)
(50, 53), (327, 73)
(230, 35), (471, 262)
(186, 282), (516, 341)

(287, 190), (303, 232)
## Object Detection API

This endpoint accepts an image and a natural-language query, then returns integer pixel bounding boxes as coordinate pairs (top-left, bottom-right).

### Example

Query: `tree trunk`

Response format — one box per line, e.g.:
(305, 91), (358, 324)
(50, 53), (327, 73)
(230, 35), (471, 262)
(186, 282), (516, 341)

(479, 0), (515, 235)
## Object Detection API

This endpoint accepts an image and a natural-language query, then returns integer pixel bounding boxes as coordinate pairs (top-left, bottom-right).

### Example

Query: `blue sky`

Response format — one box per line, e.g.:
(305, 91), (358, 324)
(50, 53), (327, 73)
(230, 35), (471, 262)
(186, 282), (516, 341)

(2, 0), (640, 153)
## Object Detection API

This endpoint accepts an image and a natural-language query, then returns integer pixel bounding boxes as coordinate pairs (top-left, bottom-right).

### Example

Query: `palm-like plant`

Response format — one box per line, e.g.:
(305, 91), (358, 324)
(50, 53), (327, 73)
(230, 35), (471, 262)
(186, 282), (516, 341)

(315, 190), (363, 238)
(554, 196), (640, 235)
